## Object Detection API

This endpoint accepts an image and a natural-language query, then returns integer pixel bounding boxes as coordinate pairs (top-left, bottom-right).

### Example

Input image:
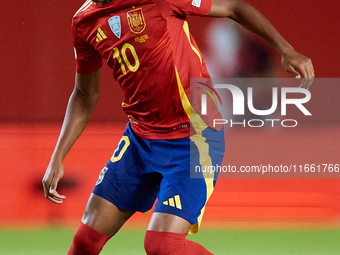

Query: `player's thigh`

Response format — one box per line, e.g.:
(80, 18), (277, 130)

(148, 212), (191, 234)
(93, 125), (162, 213)
(148, 138), (207, 232)
(149, 127), (225, 234)
(82, 193), (135, 236)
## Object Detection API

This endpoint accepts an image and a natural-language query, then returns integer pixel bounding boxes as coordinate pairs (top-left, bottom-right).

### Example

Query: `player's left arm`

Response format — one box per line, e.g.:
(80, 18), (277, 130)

(209, 0), (315, 88)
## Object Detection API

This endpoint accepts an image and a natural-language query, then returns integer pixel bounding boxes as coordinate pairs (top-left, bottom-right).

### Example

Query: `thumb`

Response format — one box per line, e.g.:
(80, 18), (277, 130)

(49, 175), (66, 200)
(49, 174), (59, 194)
(285, 63), (301, 79)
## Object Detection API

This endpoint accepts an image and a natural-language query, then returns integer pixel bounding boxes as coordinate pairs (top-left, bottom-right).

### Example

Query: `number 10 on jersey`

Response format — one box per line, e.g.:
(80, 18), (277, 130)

(113, 43), (140, 74)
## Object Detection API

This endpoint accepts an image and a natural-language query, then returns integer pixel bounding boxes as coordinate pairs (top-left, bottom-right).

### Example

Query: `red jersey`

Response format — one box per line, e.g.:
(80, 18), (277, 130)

(72, 0), (215, 139)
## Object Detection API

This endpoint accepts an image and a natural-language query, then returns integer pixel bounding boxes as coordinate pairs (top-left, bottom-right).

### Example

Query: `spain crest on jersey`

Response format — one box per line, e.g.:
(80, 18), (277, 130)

(127, 8), (146, 34)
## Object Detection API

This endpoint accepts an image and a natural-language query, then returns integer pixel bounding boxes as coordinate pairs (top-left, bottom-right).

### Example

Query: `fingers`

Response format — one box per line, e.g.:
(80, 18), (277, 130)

(297, 59), (315, 89)
(299, 78), (314, 89)
(282, 49), (315, 81)
(294, 59), (314, 78)
(284, 63), (301, 79)
(283, 53), (315, 89)
(298, 76), (313, 90)
(48, 175), (66, 203)
(42, 168), (66, 204)
(306, 59), (315, 77)
(48, 188), (67, 204)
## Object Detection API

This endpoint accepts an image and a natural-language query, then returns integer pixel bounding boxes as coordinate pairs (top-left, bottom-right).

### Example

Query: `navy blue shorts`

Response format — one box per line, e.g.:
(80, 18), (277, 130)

(92, 123), (225, 233)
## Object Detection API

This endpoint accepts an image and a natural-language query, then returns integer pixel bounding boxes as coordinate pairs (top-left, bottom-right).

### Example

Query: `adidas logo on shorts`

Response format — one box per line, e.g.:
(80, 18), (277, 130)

(163, 195), (182, 210)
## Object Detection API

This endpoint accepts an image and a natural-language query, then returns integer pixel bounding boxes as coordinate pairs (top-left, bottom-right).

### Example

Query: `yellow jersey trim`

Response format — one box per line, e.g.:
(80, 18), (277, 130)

(175, 66), (213, 235)
(183, 20), (203, 66)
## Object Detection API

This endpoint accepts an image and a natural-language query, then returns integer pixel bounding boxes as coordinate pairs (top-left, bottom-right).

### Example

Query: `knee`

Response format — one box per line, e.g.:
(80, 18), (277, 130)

(68, 223), (111, 255)
(144, 230), (163, 255)
(144, 230), (186, 255)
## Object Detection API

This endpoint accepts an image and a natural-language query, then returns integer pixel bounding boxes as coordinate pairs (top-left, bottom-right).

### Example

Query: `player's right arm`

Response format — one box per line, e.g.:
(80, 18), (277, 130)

(42, 69), (101, 204)
(209, 0), (314, 88)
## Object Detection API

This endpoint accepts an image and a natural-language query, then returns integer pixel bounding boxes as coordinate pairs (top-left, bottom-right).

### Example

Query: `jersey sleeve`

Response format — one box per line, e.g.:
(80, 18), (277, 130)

(72, 18), (103, 74)
(154, 0), (212, 17)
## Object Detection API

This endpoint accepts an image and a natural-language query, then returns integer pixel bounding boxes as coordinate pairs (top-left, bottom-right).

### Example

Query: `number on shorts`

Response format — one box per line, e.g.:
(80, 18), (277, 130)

(111, 136), (130, 162)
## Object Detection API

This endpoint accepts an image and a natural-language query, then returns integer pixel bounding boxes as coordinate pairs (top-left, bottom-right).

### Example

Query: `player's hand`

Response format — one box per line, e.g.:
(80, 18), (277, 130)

(281, 48), (315, 89)
(42, 161), (66, 204)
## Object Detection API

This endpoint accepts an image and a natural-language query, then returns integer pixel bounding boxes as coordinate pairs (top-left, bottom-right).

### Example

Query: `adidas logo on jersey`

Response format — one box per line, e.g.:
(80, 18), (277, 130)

(163, 195), (182, 210)
(96, 27), (107, 42)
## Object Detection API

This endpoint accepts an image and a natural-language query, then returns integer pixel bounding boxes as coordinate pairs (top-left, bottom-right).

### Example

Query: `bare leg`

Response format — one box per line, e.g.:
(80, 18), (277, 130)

(82, 193), (135, 236)
(147, 212), (191, 234)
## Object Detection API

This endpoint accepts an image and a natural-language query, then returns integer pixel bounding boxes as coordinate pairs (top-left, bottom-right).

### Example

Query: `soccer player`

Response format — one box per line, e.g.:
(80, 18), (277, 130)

(42, 0), (314, 254)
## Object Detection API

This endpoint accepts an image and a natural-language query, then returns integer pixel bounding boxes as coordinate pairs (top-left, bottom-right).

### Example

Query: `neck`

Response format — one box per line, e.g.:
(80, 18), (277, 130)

(93, 0), (114, 6)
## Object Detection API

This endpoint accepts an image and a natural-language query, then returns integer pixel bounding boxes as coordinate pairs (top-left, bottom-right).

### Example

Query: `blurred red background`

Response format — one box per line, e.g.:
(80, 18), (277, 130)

(0, 0), (339, 229)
